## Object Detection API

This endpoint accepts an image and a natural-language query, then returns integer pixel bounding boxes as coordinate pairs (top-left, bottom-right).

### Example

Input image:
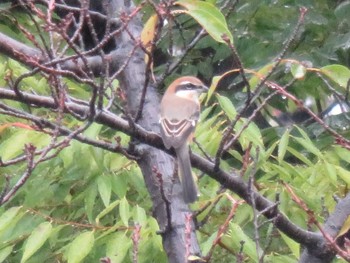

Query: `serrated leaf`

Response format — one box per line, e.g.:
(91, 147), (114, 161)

(97, 175), (112, 207)
(119, 197), (130, 226)
(216, 94), (236, 120)
(21, 222), (52, 263)
(66, 231), (94, 263)
(0, 206), (22, 233)
(175, 0), (233, 43)
(278, 129), (290, 163)
(320, 64), (350, 89)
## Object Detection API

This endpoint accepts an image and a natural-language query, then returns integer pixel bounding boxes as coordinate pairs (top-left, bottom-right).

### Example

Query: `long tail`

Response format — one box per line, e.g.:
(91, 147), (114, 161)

(175, 144), (198, 203)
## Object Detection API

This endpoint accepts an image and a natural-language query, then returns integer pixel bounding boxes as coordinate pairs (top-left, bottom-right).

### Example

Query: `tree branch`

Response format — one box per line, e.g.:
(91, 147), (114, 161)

(0, 86), (332, 250)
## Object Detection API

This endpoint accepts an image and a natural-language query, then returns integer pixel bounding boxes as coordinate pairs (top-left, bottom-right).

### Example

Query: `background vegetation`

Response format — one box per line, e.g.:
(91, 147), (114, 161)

(0, 0), (350, 262)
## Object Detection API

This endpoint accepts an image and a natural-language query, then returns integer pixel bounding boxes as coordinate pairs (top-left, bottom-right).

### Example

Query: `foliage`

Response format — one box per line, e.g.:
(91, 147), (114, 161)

(0, 0), (350, 262)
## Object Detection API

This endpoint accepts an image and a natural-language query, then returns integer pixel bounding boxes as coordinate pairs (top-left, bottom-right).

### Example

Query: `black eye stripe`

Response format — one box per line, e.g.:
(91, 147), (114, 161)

(176, 83), (201, 92)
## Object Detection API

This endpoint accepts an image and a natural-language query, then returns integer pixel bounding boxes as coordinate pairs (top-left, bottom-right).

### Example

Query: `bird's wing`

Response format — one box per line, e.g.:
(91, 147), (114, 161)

(160, 117), (195, 149)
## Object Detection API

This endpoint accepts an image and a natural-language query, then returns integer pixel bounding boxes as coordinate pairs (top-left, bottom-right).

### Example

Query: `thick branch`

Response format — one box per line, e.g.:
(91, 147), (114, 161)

(0, 32), (125, 75)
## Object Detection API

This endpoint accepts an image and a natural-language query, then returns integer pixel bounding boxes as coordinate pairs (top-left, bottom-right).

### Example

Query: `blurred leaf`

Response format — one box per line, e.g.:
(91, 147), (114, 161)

(290, 63), (307, 79)
(201, 231), (217, 256)
(238, 120), (264, 149)
(206, 70), (239, 104)
(248, 63), (274, 90)
(216, 94), (236, 120)
(66, 231), (94, 263)
(134, 205), (147, 227)
(0, 245), (13, 263)
(0, 206), (22, 233)
(95, 199), (120, 225)
(175, 0), (233, 43)
(111, 173), (128, 198)
(105, 232), (132, 263)
(97, 175), (112, 207)
(229, 223), (258, 262)
(21, 222), (52, 263)
(84, 185), (98, 222)
(280, 232), (299, 258)
(335, 1), (350, 24)
(293, 127), (322, 158)
(120, 197), (130, 226)
(0, 130), (49, 161)
(141, 14), (158, 64)
(320, 64), (350, 89)
(278, 129), (290, 163)
(336, 165), (350, 186)
(324, 161), (337, 185)
(337, 215), (350, 238)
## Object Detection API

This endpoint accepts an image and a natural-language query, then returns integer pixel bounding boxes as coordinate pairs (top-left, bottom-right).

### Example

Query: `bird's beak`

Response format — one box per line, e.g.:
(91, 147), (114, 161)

(201, 85), (209, 93)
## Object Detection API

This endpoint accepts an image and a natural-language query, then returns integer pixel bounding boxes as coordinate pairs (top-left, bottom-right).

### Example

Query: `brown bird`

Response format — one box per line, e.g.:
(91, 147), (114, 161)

(160, 76), (207, 203)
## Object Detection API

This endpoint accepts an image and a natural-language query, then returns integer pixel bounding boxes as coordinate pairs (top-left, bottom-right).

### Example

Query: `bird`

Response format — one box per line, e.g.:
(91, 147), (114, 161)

(159, 76), (208, 203)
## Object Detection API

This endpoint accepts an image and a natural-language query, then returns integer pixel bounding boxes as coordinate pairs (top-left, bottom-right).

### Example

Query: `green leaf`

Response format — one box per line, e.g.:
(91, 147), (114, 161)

(320, 64), (350, 89)
(238, 120), (264, 149)
(134, 205), (147, 227)
(0, 245), (13, 263)
(175, 0), (233, 43)
(201, 231), (217, 256)
(95, 199), (120, 225)
(66, 231), (94, 263)
(206, 75), (221, 104)
(293, 127), (322, 158)
(278, 129), (290, 163)
(290, 63), (306, 79)
(111, 173), (127, 198)
(21, 222), (52, 263)
(286, 147), (313, 166)
(229, 223), (258, 262)
(335, 1), (350, 22)
(119, 197), (130, 226)
(249, 63), (274, 90)
(97, 175), (112, 207)
(324, 161), (337, 185)
(105, 232), (132, 263)
(205, 70), (239, 104)
(336, 165), (350, 186)
(216, 94), (236, 120)
(280, 232), (299, 258)
(84, 185), (98, 223)
(0, 206), (22, 233)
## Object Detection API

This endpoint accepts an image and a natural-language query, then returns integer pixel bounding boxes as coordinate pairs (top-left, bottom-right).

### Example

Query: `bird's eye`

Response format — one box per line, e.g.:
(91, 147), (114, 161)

(185, 84), (196, 90)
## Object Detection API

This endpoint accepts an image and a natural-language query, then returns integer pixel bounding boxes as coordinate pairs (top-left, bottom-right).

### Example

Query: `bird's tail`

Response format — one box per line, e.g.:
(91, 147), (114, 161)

(175, 144), (198, 203)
